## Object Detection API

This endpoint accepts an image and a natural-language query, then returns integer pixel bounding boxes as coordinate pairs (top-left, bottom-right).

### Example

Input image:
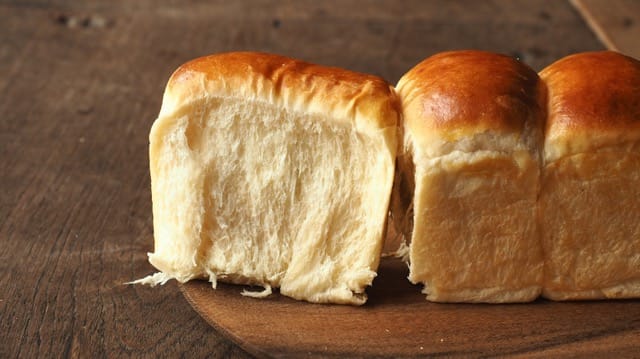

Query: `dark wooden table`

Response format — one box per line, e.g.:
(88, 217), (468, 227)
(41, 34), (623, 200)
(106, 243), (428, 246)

(3, 1), (637, 357)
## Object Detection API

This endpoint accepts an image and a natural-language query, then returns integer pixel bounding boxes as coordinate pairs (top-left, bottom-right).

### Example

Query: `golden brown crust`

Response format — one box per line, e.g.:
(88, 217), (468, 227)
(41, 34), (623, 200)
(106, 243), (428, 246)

(161, 52), (399, 130)
(540, 51), (640, 162)
(396, 50), (543, 146)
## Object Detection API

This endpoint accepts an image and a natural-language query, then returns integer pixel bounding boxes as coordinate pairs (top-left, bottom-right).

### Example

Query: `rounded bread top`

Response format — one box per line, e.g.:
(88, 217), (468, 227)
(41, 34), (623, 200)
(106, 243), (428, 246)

(158, 52), (399, 131)
(396, 50), (544, 156)
(540, 51), (640, 163)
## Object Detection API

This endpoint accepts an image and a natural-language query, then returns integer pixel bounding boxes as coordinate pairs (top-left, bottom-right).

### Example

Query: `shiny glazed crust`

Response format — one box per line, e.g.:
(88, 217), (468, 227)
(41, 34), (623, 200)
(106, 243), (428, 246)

(540, 51), (640, 163)
(396, 50), (544, 158)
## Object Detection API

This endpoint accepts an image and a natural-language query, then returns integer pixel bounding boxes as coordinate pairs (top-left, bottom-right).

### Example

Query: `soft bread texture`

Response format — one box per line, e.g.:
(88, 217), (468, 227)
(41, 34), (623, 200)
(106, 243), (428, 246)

(394, 50), (545, 303)
(539, 51), (640, 300)
(147, 52), (398, 305)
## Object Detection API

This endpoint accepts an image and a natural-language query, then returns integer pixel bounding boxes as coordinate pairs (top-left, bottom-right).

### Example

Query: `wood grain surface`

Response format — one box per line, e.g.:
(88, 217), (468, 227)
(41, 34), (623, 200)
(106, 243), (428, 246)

(0, 1), (618, 357)
(572, 0), (640, 57)
(182, 259), (640, 358)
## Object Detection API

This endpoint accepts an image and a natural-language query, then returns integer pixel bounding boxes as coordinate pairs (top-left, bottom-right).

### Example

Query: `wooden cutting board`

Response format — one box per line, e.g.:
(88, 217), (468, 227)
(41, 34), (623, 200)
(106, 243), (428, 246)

(181, 258), (640, 357)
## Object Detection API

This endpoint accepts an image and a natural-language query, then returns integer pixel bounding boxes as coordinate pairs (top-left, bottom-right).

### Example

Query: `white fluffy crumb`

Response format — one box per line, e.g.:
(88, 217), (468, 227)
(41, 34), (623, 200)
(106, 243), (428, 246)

(241, 284), (273, 298)
(126, 272), (172, 287)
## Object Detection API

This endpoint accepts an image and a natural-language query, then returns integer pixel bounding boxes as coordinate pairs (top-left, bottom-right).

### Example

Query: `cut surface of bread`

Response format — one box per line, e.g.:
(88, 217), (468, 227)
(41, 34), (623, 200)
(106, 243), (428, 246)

(394, 50), (545, 303)
(539, 51), (640, 300)
(145, 52), (398, 305)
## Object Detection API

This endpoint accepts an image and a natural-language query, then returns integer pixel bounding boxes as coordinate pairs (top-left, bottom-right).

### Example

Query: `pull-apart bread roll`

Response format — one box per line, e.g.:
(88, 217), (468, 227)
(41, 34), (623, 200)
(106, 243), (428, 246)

(539, 51), (640, 300)
(145, 52), (398, 305)
(394, 51), (545, 303)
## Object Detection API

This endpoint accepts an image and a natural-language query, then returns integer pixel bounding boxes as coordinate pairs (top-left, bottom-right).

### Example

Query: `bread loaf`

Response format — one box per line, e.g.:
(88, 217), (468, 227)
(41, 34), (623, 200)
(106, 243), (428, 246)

(393, 50), (545, 303)
(539, 51), (640, 300)
(143, 52), (398, 305)
(139, 50), (640, 305)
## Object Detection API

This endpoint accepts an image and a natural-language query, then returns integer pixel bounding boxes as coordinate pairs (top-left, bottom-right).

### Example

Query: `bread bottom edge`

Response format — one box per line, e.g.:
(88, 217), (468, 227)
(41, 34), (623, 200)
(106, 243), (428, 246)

(422, 285), (542, 303)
